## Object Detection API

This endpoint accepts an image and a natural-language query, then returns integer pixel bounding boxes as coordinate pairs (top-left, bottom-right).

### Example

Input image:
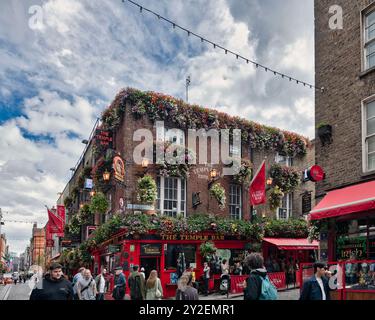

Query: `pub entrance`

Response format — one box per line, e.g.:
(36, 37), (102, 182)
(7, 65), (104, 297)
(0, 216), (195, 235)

(140, 257), (160, 279)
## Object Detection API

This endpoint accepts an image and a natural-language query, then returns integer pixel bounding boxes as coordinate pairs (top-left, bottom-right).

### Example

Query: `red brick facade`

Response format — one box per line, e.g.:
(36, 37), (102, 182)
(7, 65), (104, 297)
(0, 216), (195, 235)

(315, 0), (375, 200)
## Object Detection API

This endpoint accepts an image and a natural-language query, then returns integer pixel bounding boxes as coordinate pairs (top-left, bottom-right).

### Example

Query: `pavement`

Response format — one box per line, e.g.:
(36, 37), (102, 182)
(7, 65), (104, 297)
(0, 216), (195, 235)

(0, 282), (33, 301)
(0, 283), (300, 301)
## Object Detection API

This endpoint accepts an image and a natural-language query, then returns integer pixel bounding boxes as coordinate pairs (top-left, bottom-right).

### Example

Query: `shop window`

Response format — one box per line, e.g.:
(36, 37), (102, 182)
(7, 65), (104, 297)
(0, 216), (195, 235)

(164, 244), (196, 270)
(277, 193), (293, 220)
(229, 184), (242, 220)
(275, 152), (293, 167)
(156, 176), (186, 217)
(363, 6), (375, 70)
(363, 98), (375, 172)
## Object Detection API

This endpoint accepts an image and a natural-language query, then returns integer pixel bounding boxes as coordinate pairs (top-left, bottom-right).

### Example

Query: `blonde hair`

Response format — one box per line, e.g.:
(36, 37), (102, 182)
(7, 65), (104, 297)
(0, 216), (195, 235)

(146, 270), (158, 289)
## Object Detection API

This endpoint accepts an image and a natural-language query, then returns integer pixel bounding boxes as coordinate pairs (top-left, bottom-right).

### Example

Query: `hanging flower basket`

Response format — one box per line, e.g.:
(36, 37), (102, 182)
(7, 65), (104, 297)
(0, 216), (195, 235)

(209, 183), (226, 210)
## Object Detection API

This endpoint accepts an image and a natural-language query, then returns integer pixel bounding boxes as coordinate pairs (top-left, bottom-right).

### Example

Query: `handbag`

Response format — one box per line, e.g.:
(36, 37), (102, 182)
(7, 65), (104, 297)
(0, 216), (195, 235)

(155, 278), (162, 298)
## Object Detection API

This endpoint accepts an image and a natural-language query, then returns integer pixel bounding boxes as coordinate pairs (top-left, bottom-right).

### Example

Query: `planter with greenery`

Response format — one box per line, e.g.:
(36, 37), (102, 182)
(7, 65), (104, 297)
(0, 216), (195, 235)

(199, 241), (217, 262)
(209, 183), (226, 210)
(101, 88), (309, 157)
(268, 186), (285, 212)
(316, 122), (332, 146)
(269, 164), (300, 193)
(90, 192), (109, 215)
(232, 159), (252, 184)
(137, 175), (157, 208)
(263, 218), (309, 238)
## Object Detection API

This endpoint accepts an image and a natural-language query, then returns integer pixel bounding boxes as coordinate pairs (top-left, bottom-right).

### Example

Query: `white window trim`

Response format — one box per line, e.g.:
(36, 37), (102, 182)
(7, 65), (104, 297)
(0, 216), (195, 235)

(362, 94), (375, 173)
(157, 176), (186, 217)
(277, 193), (292, 220)
(229, 184), (242, 220)
(275, 152), (293, 167)
(361, 3), (375, 71)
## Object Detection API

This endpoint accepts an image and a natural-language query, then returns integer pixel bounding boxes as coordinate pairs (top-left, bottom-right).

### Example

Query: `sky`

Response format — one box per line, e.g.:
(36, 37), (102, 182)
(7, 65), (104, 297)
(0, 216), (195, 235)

(0, 0), (315, 255)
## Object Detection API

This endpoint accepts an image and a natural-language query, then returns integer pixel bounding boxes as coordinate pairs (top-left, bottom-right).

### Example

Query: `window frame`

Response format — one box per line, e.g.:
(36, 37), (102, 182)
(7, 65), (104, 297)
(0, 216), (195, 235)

(362, 94), (375, 173)
(361, 3), (375, 71)
(156, 176), (186, 217)
(229, 184), (242, 220)
(275, 152), (293, 167)
(277, 193), (293, 220)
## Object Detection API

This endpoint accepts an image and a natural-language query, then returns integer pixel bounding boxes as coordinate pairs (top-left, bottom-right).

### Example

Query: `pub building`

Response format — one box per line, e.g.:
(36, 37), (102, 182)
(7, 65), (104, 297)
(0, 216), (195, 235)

(58, 87), (316, 297)
(308, 180), (375, 300)
(312, 0), (375, 300)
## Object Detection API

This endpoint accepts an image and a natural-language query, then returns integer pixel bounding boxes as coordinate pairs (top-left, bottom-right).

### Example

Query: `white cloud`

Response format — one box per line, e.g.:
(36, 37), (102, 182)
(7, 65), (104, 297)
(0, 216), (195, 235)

(0, 0), (315, 254)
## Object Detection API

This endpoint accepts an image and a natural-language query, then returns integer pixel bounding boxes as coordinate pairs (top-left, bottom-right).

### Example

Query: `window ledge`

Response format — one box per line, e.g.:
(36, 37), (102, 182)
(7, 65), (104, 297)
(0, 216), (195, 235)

(359, 66), (375, 79)
(361, 170), (375, 178)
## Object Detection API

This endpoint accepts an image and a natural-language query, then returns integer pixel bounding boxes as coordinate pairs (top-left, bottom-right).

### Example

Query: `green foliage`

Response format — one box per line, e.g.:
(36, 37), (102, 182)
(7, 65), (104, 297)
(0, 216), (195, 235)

(63, 196), (73, 208)
(199, 241), (217, 261)
(270, 163), (300, 193)
(263, 218), (309, 238)
(209, 183), (226, 210)
(232, 159), (252, 185)
(101, 88), (309, 157)
(268, 186), (284, 212)
(90, 192), (109, 214)
(137, 175), (157, 204)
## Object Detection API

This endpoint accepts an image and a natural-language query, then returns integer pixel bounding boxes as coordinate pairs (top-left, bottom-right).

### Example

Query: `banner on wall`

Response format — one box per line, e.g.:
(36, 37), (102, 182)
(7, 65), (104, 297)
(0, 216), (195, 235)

(249, 160), (266, 206)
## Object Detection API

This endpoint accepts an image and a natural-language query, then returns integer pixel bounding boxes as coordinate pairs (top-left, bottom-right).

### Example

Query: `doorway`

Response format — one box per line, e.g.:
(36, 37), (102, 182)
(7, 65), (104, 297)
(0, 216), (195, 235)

(140, 257), (160, 279)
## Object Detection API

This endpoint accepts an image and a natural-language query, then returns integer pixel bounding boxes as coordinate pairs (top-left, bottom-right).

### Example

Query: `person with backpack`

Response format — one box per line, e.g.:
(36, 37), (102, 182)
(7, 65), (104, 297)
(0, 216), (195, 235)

(175, 272), (199, 300)
(145, 270), (163, 300)
(243, 253), (278, 300)
(112, 267), (126, 300)
(128, 265), (145, 300)
(95, 267), (108, 300)
(299, 262), (332, 300)
(77, 269), (97, 300)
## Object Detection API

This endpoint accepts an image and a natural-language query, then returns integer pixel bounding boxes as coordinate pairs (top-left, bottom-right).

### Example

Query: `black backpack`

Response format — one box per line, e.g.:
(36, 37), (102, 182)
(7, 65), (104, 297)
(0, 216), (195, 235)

(131, 275), (143, 299)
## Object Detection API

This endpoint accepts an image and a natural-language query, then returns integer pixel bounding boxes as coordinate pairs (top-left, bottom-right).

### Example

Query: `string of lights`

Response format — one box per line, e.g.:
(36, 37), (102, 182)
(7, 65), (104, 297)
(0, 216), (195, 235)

(123, 0), (323, 92)
(3, 220), (38, 224)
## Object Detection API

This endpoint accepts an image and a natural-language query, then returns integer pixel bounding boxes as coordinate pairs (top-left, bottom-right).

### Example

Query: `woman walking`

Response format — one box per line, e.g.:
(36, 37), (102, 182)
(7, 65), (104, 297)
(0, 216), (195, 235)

(145, 270), (163, 300)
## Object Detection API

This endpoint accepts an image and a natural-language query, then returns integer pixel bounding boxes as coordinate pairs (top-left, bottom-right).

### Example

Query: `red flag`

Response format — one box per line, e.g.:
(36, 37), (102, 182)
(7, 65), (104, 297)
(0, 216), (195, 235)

(45, 222), (54, 247)
(57, 205), (66, 228)
(249, 160), (266, 206)
(47, 208), (64, 237)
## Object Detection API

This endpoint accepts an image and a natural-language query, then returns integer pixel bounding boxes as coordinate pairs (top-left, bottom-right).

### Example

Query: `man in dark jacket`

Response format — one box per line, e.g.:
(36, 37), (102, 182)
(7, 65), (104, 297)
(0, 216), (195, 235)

(112, 266), (126, 300)
(30, 263), (73, 300)
(300, 262), (332, 300)
(243, 253), (268, 300)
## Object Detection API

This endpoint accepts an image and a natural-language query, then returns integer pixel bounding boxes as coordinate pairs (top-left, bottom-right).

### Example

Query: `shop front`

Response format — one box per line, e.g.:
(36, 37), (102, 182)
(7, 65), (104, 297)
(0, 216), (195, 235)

(262, 238), (318, 289)
(92, 230), (252, 298)
(308, 180), (375, 300)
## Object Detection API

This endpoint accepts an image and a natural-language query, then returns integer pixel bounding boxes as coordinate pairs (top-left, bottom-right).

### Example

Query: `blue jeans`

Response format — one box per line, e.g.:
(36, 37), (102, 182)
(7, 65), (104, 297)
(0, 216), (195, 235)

(96, 293), (105, 300)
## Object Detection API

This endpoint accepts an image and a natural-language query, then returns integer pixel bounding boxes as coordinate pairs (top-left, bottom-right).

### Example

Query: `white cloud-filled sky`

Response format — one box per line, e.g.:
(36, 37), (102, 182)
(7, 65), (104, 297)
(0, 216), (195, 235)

(0, 0), (314, 254)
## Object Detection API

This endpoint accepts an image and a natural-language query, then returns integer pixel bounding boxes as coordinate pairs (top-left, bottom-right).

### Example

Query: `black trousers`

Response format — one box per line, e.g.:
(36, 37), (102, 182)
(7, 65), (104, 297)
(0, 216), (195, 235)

(204, 278), (209, 294)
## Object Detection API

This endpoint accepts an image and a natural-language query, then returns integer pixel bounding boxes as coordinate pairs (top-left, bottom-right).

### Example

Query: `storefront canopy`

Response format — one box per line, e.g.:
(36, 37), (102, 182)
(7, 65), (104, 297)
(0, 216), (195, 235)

(309, 180), (375, 221)
(263, 238), (319, 250)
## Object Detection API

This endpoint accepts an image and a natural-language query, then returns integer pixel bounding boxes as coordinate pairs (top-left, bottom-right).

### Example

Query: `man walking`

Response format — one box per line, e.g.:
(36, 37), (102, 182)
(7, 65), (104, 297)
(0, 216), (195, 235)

(300, 262), (332, 300)
(95, 267), (108, 300)
(112, 267), (126, 300)
(77, 269), (97, 300)
(203, 262), (210, 296)
(72, 267), (85, 300)
(30, 263), (74, 300)
(128, 265), (145, 300)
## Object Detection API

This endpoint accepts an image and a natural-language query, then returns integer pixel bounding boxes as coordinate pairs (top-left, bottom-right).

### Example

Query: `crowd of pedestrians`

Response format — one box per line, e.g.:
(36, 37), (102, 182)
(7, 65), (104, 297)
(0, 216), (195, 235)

(27, 253), (332, 301)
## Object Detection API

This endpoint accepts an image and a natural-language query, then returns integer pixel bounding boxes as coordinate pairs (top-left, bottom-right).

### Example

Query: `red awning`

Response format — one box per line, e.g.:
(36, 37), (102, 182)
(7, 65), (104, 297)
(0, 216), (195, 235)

(263, 238), (319, 250)
(309, 180), (375, 221)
